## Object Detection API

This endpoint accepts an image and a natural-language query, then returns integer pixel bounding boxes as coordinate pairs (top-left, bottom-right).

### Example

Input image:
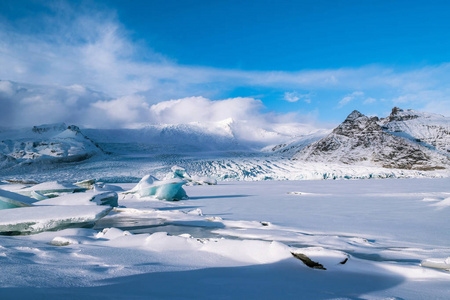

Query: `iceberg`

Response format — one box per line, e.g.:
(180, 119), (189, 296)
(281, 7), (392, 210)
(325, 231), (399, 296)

(0, 189), (37, 209)
(0, 205), (112, 235)
(34, 191), (118, 207)
(125, 174), (188, 201)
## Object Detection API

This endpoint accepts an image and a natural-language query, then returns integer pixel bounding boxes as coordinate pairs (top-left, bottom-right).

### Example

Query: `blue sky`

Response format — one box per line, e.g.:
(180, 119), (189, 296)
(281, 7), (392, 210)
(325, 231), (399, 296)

(1, 0), (450, 128)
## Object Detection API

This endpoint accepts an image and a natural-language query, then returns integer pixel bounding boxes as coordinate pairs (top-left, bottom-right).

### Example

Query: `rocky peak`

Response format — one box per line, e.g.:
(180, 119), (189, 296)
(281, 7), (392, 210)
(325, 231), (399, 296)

(292, 108), (450, 170)
(67, 125), (81, 133)
(333, 110), (381, 137)
(344, 110), (364, 122)
(384, 107), (420, 123)
(32, 123), (67, 134)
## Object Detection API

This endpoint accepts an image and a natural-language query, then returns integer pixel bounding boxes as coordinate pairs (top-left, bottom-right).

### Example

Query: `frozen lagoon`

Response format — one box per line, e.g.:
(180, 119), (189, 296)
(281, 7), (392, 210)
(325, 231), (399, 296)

(0, 178), (449, 299)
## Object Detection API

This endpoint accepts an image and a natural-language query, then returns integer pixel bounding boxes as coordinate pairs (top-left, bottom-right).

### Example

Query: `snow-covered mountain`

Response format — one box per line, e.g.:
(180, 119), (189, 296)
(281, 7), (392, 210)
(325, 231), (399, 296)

(0, 123), (103, 167)
(1, 107), (449, 180)
(83, 118), (316, 155)
(262, 130), (330, 157)
(380, 107), (450, 155)
(292, 108), (450, 171)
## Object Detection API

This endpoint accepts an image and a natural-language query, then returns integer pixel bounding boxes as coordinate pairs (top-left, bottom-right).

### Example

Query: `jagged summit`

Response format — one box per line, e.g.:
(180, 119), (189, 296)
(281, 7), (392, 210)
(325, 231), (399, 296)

(344, 110), (364, 122)
(333, 110), (381, 137)
(32, 123), (67, 134)
(383, 107), (421, 122)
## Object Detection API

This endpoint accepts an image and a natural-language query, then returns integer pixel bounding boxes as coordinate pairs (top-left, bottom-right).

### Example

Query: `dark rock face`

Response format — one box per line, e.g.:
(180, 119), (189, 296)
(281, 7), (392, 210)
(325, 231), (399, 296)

(293, 109), (449, 170)
(32, 123), (67, 134)
(383, 107), (420, 122)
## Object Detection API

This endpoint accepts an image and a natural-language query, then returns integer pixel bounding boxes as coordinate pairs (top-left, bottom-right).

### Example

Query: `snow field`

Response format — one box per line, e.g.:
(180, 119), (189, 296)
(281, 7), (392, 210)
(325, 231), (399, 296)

(1, 178), (449, 299)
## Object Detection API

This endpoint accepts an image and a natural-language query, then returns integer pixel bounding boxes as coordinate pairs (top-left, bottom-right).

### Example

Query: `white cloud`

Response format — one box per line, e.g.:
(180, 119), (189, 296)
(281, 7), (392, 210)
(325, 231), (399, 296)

(391, 90), (450, 117)
(92, 95), (150, 126)
(363, 97), (377, 104)
(338, 91), (364, 108)
(2, 3), (450, 104)
(283, 91), (311, 103)
(149, 97), (264, 124)
(1, 1), (450, 129)
(284, 92), (300, 102)
(0, 81), (308, 129)
(0, 81), (14, 95)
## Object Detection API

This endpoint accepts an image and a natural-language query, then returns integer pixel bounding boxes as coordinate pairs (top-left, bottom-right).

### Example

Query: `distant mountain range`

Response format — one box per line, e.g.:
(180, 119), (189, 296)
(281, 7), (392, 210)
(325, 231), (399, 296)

(1, 107), (449, 175)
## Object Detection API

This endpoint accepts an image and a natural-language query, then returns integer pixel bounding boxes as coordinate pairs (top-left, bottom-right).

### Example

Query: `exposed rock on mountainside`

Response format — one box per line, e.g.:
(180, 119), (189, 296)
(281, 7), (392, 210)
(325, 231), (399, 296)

(292, 109), (450, 171)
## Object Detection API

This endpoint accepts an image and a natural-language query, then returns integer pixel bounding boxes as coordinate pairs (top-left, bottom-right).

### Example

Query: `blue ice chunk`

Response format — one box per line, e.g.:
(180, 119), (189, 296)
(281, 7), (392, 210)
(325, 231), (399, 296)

(126, 174), (188, 201)
(0, 189), (37, 210)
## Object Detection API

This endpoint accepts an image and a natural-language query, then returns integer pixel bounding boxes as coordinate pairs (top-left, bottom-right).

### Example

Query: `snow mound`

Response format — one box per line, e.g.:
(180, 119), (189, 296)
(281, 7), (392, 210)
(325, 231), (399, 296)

(421, 257), (450, 270)
(431, 197), (450, 207)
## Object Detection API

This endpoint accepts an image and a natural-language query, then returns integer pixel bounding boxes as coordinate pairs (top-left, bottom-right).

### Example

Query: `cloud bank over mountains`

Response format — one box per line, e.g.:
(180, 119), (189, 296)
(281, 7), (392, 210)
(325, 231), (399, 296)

(0, 80), (309, 130)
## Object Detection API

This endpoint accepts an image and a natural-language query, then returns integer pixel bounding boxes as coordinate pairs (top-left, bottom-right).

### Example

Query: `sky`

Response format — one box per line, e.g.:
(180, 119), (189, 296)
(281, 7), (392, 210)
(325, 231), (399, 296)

(1, 0), (450, 129)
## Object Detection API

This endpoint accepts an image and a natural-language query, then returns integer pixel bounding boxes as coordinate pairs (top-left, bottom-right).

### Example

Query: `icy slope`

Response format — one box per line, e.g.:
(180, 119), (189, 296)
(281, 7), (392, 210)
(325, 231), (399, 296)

(380, 107), (450, 155)
(262, 129), (330, 157)
(293, 110), (450, 170)
(0, 123), (103, 164)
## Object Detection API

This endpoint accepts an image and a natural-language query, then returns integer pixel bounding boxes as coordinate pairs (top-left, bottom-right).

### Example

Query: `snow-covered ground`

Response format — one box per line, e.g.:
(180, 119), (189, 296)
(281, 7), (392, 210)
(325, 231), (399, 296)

(1, 178), (449, 299)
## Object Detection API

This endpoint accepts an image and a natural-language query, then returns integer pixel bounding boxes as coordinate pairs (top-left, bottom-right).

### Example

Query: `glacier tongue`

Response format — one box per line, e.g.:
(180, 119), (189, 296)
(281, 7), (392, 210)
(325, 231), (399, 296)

(0, 205), (112, 235)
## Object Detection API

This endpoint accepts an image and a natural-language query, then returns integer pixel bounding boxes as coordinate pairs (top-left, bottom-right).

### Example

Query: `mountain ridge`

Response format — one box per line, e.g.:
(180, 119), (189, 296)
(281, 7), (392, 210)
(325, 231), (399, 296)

(292, 108), (450, 170)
